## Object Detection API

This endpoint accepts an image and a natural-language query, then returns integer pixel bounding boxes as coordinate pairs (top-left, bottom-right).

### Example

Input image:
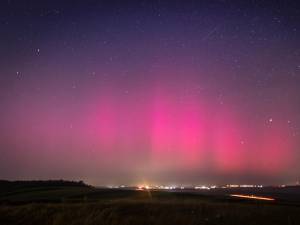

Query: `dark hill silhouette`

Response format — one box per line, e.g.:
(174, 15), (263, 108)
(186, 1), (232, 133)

(0, 180), (90, 192)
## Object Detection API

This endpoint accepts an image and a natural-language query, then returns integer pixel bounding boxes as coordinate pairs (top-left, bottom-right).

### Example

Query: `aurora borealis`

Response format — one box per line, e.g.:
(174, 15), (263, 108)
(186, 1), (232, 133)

(0, 0), (299, 185)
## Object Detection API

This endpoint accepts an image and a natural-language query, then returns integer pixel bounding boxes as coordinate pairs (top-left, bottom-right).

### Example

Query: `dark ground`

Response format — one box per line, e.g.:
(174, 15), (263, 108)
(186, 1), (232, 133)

(0, 181), (300, 225)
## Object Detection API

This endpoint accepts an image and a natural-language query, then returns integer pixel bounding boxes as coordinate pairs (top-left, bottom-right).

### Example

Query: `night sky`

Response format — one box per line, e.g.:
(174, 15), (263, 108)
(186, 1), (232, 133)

(0, 0), (299, 186)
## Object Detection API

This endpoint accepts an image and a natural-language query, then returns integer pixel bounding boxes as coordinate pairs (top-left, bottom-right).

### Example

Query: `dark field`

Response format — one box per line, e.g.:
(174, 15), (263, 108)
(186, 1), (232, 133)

(1, 181), (300, 225)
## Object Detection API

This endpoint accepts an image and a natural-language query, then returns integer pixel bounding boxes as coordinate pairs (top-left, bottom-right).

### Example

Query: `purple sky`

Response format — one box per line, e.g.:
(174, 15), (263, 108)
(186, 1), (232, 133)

(0, 0), (299, 186)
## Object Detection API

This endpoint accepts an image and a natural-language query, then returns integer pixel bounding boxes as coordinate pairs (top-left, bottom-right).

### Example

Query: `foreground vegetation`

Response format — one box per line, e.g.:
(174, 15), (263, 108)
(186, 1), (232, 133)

(2, 199), (300, 225)
(0, 181), (300, 225)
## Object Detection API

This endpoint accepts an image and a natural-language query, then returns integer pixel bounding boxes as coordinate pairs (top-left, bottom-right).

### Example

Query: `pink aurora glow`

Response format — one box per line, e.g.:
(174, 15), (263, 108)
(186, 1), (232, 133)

(1, 68), (297, 186)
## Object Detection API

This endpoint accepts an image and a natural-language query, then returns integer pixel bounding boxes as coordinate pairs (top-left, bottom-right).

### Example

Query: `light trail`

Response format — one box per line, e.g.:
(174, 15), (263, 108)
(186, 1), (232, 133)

(230, 194), (275, 201)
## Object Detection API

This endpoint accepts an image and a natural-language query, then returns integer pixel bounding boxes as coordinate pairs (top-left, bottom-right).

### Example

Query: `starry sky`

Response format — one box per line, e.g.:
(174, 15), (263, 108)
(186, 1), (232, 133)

(0, 0), (299, 186)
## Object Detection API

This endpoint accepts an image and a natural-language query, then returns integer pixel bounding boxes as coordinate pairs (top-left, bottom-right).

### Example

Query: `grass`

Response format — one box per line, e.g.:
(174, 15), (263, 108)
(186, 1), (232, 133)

(0, 182), (300, 225)
(1, 199), (299, 225)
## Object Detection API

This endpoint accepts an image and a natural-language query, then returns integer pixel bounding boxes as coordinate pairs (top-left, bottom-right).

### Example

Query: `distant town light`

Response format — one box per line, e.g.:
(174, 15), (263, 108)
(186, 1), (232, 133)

(195, 185), (210, 190)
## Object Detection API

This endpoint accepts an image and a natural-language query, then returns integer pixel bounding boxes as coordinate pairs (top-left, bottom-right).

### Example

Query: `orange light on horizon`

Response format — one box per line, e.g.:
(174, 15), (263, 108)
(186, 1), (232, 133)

(230, 194), (275, 201)
(136, 185), (150, 190)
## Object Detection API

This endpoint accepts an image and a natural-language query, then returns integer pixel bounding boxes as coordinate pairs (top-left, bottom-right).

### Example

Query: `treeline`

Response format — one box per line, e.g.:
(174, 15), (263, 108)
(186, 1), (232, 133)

(0, 180), (90, 192)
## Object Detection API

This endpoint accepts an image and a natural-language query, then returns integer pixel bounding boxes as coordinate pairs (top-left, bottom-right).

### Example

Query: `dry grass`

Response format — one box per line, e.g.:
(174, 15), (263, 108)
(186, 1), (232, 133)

(1, 199), (299, 225)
